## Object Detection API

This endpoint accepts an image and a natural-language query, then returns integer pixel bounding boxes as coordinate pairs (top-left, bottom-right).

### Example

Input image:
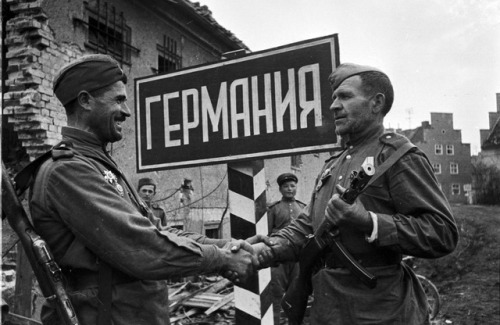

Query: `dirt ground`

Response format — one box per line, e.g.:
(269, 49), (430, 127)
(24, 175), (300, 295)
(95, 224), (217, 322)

(413, 204), (500, 325)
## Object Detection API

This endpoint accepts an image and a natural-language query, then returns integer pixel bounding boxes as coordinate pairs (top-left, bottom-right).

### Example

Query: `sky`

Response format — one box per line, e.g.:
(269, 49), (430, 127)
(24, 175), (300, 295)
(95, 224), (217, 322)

(199, 0), (500, 155)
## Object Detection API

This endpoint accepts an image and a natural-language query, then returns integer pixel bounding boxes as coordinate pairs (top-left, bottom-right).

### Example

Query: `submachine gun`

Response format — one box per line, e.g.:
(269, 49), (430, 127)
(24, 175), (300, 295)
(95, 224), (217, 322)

(2, 162), (80, 325)
(281, 158), (377, 325)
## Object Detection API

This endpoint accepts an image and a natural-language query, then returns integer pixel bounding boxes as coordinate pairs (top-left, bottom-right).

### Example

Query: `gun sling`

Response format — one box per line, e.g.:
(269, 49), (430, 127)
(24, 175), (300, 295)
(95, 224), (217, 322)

(324, 140), (416, 271)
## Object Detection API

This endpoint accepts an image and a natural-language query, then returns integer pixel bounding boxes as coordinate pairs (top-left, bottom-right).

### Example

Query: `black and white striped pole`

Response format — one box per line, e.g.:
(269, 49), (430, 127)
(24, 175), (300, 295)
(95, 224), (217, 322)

(228, 160), (274, 324)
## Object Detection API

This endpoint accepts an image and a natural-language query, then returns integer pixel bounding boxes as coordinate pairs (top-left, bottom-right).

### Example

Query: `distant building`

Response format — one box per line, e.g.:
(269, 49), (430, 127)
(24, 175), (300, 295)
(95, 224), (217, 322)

(479, 93), (500, 166)
(400, 113), (472, 204)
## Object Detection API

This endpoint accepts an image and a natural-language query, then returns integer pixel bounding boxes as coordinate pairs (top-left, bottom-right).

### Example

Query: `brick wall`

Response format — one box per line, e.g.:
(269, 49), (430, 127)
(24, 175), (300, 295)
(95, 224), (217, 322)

(3, 0), (83, 161)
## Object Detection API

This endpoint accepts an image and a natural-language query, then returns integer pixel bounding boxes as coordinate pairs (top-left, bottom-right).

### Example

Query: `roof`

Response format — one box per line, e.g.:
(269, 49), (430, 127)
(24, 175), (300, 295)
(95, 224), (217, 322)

(173, 0), (249, 51)
(482, 115), (500, 150)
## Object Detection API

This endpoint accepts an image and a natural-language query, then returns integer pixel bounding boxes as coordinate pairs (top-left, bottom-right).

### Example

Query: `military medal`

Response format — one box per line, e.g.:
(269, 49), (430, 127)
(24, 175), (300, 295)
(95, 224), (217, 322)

(103, 169), (124, 197)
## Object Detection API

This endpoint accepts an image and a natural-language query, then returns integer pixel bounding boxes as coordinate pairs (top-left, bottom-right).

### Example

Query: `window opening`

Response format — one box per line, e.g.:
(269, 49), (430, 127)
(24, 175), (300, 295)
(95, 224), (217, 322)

(291, 155), (302, 169)
(435, 144), (443, 155)
(156, 35), (182, 74)
(75, 0), (140, 65)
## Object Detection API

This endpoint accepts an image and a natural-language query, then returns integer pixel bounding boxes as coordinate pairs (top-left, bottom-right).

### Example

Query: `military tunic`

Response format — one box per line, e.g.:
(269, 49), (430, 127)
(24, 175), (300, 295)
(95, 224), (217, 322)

(270, 130), (458, 325)
(267, 198), (306, 324)
(150, 203), (167, 227)
(30, 127), (230, 325)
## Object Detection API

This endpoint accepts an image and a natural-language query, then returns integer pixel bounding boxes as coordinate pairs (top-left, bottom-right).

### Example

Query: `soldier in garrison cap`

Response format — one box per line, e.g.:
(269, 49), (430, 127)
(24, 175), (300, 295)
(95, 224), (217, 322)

(253, 63), (458, 324)
(28, 54), (266, 325)
(137, 177), (168, 227)
(267, 173), (306, 325)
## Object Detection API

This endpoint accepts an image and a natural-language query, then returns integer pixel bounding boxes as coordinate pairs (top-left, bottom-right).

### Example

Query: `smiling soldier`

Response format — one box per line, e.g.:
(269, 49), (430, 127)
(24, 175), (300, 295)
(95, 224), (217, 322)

(27, 54), (260, 325)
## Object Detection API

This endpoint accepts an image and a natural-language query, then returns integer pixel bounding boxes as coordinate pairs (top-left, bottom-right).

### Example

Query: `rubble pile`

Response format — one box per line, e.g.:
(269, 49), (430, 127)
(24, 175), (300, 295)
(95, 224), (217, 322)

(168, 277), (236, 325)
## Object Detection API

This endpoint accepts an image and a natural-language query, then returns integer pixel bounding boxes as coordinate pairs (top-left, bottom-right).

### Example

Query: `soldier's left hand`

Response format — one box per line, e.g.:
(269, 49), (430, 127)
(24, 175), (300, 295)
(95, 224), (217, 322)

(325, 184), (373, 233)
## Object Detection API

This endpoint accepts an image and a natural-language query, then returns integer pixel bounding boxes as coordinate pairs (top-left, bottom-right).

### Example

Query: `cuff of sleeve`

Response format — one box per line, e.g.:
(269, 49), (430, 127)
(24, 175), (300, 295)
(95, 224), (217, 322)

(376, 213), (399, 246)
(365, 211), (378, 243)
(198, 245), (225, 273)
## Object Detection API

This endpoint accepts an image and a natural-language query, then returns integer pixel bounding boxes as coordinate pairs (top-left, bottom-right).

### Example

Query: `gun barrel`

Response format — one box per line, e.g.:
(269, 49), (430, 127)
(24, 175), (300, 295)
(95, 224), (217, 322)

(2, 163), (80, 325)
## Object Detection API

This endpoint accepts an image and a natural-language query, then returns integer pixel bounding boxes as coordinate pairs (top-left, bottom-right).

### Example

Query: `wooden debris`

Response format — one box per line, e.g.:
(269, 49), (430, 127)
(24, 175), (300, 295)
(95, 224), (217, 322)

(168, 277), (236, 324)
(205, 292), (234, 315)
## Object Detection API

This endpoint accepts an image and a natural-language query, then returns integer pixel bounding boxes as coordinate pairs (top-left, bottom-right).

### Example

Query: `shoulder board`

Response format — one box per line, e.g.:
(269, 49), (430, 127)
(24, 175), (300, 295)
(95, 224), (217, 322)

(267, 200), (280, 208)
(379, 132), (412, 149)
(51, 141), (75, 160)
(296, 199), (307, 207)
(325, 148), (347, 163)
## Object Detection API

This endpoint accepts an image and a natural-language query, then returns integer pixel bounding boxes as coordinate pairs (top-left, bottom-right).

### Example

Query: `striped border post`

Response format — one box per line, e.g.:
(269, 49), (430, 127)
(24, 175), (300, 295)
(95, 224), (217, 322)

(228, 160), (274, 325)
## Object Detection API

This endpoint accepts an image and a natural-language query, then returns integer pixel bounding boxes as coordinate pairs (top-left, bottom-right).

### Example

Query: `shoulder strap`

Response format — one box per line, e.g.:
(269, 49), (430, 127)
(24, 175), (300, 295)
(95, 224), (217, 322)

(363, 141), (416, 191)
(13, 141), (74, 196)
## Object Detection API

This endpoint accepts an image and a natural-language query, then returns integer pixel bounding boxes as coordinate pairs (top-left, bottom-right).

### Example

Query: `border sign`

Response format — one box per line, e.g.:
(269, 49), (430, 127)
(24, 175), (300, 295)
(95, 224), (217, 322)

(135, 34), (340, 171)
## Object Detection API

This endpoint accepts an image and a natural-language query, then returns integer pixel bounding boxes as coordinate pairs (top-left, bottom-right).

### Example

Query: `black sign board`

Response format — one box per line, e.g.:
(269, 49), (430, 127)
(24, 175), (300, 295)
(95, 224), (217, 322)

(135, 34), (340, 171)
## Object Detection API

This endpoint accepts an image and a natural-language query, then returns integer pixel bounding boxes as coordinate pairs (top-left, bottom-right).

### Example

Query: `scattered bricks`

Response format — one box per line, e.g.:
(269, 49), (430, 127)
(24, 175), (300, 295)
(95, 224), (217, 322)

(7, 70), (24, 80)
(21, 139), (46, 147)
(9, 0), (43, 13)
(46, 131), (61, 139)
(26, 115), (53, 124)
(32, 12), (48, 22)
(48, 124), (59, 133)
(6, 46), (41, 59)
(13, 19), (42, 31)
(5, 84), (26, 92)
(46, 138), (61, 146)
(37, 85), (53, 96)
(33, 37), (51, 49)
(49, 111), (67, 121)
(7, 63), (21, 73)
(2, 107), (17, 115)
(41, 108), (50, 116)
(17, 131), (45, 139)
(42, 79), (51, 88)
(5, 35), (25, 46)
(23, 67), (45, 79)
(14, 121), (49, 132)
(19, 94), (41, 107)
(28, 28), (54, 41)
(11, 105), (41, 115)
(54, 115), (68, 126)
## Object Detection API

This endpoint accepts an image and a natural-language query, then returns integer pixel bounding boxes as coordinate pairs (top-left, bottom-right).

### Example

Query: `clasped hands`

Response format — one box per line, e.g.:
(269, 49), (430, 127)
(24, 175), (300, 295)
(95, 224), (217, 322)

(220, 234), (276, 284)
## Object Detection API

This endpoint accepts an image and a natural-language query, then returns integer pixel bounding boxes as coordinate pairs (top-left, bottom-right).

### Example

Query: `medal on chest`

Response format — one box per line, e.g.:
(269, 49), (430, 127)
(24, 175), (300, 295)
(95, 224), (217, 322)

(103, 169), (124, 197)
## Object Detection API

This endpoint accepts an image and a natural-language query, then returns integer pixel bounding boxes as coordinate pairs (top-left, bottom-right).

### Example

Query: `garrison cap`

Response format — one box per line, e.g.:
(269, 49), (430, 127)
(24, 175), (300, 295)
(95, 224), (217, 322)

(138, 178), (156, 191)
(53, 54), (127, 106)
(277, 173), (298, 186)
(329, 63), (383, 91)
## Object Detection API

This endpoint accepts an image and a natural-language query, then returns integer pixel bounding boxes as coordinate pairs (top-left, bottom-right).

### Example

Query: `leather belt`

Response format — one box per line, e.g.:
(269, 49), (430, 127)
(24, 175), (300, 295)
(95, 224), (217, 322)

(323, 251), (401, 269)
(64, 268), (138, 290)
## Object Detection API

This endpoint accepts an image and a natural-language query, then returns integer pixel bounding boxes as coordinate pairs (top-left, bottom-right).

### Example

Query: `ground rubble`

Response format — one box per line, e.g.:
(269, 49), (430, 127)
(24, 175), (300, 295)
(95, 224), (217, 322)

(167, 276), (236, 325)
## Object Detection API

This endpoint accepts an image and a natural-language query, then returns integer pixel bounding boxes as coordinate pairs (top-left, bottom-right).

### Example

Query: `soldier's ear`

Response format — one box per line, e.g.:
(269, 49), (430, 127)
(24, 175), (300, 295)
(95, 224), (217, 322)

(77, 91), (93, 111)
(370, 93), (385, 115)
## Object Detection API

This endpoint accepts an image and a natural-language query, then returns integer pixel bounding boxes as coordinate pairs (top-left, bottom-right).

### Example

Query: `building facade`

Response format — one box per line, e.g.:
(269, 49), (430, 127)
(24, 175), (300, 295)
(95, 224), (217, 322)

(401, 113), (472, 204)
(1, 0), (335, 238)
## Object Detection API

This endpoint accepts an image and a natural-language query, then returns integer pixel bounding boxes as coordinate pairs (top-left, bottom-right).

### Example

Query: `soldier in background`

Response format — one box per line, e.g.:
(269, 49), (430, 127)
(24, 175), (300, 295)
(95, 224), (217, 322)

(137, 177), (167, 227)
(267, 173), (306, 324)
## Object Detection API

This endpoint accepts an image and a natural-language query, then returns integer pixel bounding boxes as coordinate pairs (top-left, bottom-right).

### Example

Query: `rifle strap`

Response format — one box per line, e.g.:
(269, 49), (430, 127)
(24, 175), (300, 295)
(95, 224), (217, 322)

(362, 141), (416, 192)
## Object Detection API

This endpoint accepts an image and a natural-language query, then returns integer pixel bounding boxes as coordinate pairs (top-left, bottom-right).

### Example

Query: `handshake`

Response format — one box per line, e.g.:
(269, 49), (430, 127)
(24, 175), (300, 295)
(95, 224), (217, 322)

(219, 234), (277, 284)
